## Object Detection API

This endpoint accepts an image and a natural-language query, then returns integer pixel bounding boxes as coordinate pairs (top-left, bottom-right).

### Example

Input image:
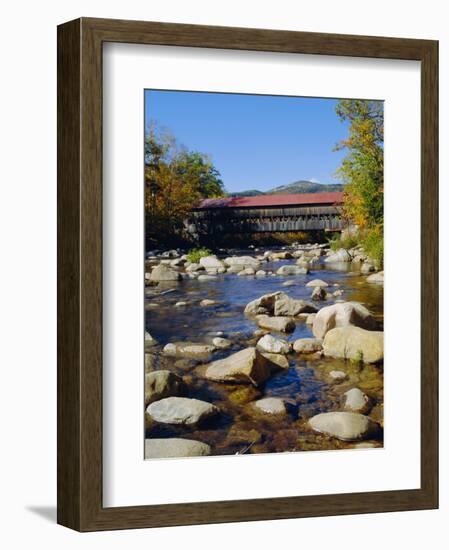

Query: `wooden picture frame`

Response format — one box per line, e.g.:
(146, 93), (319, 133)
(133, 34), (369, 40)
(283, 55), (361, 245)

(57, 17), (438, 531)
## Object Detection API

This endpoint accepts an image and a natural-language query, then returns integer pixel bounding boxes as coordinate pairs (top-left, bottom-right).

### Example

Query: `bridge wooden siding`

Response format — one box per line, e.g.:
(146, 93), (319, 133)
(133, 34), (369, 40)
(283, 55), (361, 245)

(189, 192), (344, 235)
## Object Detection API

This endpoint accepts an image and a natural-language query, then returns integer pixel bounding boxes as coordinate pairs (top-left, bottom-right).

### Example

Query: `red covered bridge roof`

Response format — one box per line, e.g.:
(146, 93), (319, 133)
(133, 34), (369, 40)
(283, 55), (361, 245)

(196, 192), (344, 210)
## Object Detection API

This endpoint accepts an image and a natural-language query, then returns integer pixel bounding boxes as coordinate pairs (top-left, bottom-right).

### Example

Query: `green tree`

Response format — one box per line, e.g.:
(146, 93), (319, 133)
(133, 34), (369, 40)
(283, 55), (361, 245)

(335, 100), (384, 265)
(335, 99), (384, 228)
(144, 123), (224, 244)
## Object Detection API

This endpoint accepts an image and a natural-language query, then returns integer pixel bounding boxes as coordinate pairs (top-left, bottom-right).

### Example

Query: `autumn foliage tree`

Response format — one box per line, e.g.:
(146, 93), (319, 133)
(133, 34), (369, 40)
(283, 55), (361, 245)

(145, 124), (224, 245)
(335, 100), (384, 264)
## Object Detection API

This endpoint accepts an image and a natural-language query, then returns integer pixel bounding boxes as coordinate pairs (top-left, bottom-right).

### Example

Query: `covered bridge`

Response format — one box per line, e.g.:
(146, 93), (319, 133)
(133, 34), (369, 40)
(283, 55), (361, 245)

(188, 191), (344, 236)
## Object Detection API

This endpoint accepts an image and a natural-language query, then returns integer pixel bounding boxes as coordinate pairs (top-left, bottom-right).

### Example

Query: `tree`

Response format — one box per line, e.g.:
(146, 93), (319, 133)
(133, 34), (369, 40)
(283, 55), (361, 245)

(334, 100), (384, 264)
(144, 123), (224, 244)
(335, 100), (384, 228)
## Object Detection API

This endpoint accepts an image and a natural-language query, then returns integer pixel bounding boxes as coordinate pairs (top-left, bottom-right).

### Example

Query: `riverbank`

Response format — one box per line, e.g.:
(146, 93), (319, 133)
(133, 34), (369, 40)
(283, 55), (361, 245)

(144, 243), (384, 459)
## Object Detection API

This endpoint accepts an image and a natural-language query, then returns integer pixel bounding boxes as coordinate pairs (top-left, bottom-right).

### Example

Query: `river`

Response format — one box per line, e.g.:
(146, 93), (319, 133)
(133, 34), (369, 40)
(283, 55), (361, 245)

(144, 247), (384, 456)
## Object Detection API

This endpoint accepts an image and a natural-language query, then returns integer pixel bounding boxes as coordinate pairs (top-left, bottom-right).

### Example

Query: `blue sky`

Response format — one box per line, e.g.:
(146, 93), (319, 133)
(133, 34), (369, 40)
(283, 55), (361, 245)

(144, 90), (350, 193)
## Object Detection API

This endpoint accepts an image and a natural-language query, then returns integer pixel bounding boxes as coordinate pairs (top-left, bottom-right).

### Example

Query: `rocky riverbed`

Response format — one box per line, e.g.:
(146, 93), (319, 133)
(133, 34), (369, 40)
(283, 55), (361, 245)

(144, 243), (384, 459)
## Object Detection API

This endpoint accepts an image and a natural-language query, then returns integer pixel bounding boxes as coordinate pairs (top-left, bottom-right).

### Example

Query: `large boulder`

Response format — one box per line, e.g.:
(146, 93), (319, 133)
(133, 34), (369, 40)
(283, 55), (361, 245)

(145, 370), (186, 406)
(244, 292), (316, 317)
(256, 315), (295, 333)
(145, 438), (211, 459)
(224, 256), (260, 269)
(256, 334), (291, 354)
(293, 338), (323, 354)
(312, 301), (377, 338)
(204, 347), (278, 386)
(149, 264), (182, 282)
(276, 265), (309, 276)
(308, 411), (380, 441)
(146, 397), (219, 425)
(199, 255), (224, 270)
(342, 388), (372, 414)
(323, 326), (384, 363)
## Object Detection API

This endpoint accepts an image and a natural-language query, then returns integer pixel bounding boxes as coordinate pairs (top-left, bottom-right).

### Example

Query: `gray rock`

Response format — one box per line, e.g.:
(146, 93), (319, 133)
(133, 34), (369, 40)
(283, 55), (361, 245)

(199, 255), (224, 270)
(149, 264), (182, 282)
(238, 267), (256, 276)
(254, 397), (287, 415)
(145, 331), (158, 349)
(329, 370), (348, 382)
(274, 294), (318, 317)
(146, 397), (219, 425)
(145, 438), (211, 459)
(361, 262), (375, 273)
(276, 265), (309, 276)
(204, 347), (279, 386)
(260, 352), (289, 369)
(343, 388), (372, 414)
(163, 342), (215, 360)
(323, 326), (384, 363)
(200, 299), (217, 307)
(145, 370), (186, 406)
(224, 256), (260, 269)
(256, 334), (291, 354)
(256, 315), (295, 333)
(197, 274), (218, 282)
(311, 286), (327, 301)
(185, 263), (204, 272)
(366, 271), (384, 284)
(306, 279), (328, 287)
(312, 301), (377, 338)
(293, 338), (323, 354)
(308, 411), (380, 441)
(212, 337), (232, 349)
(324, 248), (352, 263)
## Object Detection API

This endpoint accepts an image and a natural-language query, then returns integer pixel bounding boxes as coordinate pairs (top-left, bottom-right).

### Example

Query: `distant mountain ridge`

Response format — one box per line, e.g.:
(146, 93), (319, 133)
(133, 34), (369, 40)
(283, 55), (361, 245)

(229, 180), (343, 197)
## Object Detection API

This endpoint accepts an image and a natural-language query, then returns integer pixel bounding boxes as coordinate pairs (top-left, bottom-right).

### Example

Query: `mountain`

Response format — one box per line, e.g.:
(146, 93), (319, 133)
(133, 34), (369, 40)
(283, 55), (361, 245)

(228, 180), (343, 197)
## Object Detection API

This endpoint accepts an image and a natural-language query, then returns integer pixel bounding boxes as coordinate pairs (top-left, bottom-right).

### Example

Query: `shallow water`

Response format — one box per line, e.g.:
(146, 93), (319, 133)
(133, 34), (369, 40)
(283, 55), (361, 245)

(145, 250), (384, 455)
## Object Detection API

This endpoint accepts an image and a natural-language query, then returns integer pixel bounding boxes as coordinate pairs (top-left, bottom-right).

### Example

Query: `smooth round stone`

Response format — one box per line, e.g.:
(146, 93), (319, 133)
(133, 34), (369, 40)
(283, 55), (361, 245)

(145, 438), (211, 458)
(256, 334), (291, 354)
(329, 370), (348, 381)
(308, 412), (380, 441)
(306, 279), (329, 287)
(146, 397), (219, 425)
(212, 337), (232, 349)
(343, 388), (372, 413)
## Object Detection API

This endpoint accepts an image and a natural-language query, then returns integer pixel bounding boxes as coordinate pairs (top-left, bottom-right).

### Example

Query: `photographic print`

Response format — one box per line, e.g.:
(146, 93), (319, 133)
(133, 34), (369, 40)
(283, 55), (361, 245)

(144, 90), (384, 460)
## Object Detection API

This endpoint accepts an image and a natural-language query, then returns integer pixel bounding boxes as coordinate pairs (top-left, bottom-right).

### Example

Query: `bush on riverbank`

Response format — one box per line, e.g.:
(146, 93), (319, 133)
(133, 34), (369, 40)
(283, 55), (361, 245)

(186, 247), (212, 263)
(361, 226), (383, 266)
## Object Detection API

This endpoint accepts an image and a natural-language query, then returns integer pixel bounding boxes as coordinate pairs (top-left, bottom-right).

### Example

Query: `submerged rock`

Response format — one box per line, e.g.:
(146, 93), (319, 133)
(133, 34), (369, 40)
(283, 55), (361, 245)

(312, 301), (377, 339)
(203, 347), (279, 386)
(308, 411), (380, 441)
(323, 326), (384, 363)
(254, 397), (287, 415)
(200, 299), (217, 307)
(146, 397), (219, 425)
(256, 334), (291, 354)
(149, 264), (182, 282)
(197, 274), (217, 282)
(212, 336), (232, 349)
(145, 438), (211, 458)
(256, 314), (295, 333)
(328, 370), (348, 382)
(145, 370), (187, 406)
